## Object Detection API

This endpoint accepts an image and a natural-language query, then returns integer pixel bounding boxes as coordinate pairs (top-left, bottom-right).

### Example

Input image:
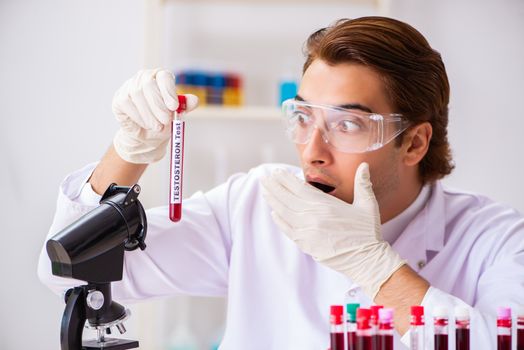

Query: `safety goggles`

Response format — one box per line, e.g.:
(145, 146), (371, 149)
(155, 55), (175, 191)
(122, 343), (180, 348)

(281, 99), (411, 153)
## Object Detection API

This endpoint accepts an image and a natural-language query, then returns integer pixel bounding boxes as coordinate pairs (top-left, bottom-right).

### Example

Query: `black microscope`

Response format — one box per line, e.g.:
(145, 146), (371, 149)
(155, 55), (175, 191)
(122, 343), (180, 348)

(46, 184), (148, 350)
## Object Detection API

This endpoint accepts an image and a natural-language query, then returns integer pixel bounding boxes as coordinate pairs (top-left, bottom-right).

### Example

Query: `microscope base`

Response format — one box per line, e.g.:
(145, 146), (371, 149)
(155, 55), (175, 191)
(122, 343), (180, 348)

(83, 338), (139, 349)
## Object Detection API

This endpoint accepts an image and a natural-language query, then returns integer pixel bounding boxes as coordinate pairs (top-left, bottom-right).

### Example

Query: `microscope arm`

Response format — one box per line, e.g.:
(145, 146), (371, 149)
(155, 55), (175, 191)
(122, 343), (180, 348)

(61, 287), (86, 350)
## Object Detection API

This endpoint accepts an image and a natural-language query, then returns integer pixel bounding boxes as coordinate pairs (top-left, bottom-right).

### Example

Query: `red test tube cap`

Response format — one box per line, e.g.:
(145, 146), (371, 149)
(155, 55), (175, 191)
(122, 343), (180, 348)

(497, 306), (511, 319)
(379, 308), (394, 323)
(411, 305), (425, 326)
(330, 305), (344, 325)
(357, 308), (371, 330)
(370, 305), (384, 325)
(176, 95), (187, 113)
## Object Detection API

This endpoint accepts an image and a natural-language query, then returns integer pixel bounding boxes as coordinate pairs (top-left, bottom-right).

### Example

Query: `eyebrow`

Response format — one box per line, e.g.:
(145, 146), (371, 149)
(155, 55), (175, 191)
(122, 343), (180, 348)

(295, 94), (374, 113)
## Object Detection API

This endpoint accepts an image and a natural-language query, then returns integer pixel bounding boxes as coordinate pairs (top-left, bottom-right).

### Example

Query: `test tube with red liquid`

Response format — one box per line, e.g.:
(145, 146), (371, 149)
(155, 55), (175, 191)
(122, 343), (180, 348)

(497, 307), (512, 350)
(169, 95), (187, 222)
(410, 306), (425, 350)
(357, 308), (373, 350)
(454, 306), (470, 350)
(370, 305), (383, 349)
(378, 308), (394, 350)
(433, 306), (449, 350)
(517, 306), (524, 350)
(330, 305), (345, 350)
(346, 303), (360, 350)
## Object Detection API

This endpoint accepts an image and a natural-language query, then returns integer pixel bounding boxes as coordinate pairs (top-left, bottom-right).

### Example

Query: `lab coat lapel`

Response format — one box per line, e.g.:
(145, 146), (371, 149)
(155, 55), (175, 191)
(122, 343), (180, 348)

(392, 181), (446, 273)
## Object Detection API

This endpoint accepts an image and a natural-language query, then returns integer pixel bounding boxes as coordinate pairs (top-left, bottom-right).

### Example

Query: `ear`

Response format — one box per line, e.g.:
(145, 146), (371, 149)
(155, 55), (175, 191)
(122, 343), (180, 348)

(402, 122), (432, 167)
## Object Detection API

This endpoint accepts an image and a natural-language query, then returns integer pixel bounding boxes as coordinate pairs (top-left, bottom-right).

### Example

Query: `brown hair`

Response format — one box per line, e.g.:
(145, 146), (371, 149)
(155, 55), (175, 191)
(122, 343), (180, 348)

(303, 16), (454, 183)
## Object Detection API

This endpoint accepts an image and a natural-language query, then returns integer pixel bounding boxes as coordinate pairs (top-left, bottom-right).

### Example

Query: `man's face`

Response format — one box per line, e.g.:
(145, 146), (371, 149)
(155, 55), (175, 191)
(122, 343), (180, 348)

(296, 59), (404, 205)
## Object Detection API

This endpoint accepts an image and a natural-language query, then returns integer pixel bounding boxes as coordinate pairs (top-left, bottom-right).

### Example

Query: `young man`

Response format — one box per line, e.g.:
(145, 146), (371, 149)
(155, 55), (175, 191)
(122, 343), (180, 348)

(38, 17), (523, 349)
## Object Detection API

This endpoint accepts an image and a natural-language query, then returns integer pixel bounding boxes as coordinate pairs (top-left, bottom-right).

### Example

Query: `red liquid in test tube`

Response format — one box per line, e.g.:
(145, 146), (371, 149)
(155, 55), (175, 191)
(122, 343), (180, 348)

(169, 95), (187, 222)
(433, 306), (449, 350)
(330, 305), (345, 350)
(370, 305), (384, 350)
(357, 308), (373, 350)
(378, 308), (394, 350)
(518, 306), (524, 350)
(454, 306), (470, 350)
(347, 303), (360, 350)
(497, 306), (512, 350)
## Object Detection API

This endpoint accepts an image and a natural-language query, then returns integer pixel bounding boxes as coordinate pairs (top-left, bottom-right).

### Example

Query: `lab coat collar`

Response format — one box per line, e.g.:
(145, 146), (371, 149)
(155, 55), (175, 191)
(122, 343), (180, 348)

(392, 181), (446, 271)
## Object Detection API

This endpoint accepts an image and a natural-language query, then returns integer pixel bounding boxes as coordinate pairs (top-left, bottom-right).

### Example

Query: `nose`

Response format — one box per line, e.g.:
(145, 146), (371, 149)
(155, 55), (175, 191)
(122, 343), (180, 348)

(300, 126), (334, 167)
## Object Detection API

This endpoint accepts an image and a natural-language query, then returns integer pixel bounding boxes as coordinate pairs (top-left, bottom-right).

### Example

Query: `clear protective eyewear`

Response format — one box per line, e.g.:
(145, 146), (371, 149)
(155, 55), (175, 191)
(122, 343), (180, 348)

(281, 98), (411, 153)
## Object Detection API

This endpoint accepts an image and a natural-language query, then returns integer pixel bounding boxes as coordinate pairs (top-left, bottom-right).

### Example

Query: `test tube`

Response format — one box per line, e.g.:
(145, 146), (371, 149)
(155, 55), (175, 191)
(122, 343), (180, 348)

(356, 308), (373, 350)
(410, 306), (425, 350)
(378, 308), (394, 350)
(346, 303), (360, 350)
(518, 306), (524, 350)
(433, 306), (449, 350)
(454, 306), (470, 350)
(330, 305), (345, 350)
(497, 307), (512, 350)
(370, 305), (384, 350)
(169, 95), (187, 222)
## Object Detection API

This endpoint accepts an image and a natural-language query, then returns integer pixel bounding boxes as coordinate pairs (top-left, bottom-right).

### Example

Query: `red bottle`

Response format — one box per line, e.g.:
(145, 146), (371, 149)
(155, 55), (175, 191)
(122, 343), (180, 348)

(370, 305), (384, 350)
(518, 306), (524, 350)
(433, 306), (449, 350)
(497, 306), (512, 350)
(346, 303), (360, 350)
(357, 308), (373, 350)
(378, 308), (394, 350)
(330, 305), (345, 350)
(410, 306), (425, 350)
(454, 306), (470, 350)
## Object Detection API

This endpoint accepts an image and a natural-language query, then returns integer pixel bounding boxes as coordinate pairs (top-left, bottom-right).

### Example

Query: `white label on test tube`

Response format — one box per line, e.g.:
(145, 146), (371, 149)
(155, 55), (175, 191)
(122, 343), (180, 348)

(170, 120), (184, 205)
(169, 95), (186, 222)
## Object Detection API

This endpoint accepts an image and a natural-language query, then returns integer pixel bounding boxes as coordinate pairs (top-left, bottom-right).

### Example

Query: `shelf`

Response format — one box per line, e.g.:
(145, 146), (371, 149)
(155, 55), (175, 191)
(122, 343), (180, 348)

(189, 106), (282, 120)
(164, 0), (378, 4)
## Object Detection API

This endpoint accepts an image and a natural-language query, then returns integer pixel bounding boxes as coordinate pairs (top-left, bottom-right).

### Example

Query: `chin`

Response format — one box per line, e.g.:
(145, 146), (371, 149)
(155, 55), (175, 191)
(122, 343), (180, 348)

(333, 191), (353, 204)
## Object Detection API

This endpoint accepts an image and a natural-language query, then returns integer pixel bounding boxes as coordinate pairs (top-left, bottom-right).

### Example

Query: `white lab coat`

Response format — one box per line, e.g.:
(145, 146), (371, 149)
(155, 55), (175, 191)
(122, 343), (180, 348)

(38, 162), (524, 349)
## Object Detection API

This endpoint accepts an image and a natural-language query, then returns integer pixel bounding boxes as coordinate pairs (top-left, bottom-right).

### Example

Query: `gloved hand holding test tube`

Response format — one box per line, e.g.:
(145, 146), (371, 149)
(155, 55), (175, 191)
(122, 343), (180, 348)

(170, 95), (187, 222)
(111, 69), (198, 220)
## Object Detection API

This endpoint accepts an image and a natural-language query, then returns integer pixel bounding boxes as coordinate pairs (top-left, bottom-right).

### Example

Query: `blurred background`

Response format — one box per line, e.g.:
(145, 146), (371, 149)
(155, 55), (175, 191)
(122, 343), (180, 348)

(1, 0), (523, 349)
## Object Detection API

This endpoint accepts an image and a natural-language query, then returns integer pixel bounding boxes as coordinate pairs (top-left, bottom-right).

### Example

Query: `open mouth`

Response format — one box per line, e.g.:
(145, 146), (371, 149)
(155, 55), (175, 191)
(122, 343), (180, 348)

(309, 181), (336, 194)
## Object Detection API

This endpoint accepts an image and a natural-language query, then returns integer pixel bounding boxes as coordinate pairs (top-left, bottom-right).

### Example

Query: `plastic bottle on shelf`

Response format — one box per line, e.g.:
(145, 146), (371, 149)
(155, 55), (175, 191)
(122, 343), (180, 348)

(223, 73), (243, 106)
(278, 78), (297, 105)
(207, 73), (226, 105)
(176, 70), (207, 107)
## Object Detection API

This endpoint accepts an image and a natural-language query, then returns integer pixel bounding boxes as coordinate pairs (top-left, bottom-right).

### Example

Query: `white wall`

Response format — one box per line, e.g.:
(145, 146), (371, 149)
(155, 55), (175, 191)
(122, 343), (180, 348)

(0, 0), (144, 349)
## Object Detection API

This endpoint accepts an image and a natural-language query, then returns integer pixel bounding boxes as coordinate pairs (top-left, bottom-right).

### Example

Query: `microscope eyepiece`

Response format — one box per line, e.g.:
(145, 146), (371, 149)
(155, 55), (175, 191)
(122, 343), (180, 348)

(46, 184), (147, 283)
